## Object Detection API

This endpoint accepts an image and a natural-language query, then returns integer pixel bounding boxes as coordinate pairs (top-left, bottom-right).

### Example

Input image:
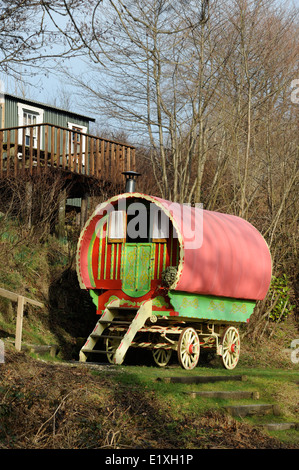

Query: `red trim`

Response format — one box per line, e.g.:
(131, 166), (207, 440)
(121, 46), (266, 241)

(92, 230), (100, 286)
(97, 280), (122, 289)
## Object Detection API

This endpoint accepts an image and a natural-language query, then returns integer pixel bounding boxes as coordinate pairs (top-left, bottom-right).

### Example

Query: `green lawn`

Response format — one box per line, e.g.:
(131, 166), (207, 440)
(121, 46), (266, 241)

(96, 361), (299, 447)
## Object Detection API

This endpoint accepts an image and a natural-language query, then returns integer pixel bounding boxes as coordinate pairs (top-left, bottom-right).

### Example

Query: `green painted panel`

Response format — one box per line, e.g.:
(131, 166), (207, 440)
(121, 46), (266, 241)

(136, 244), (152, 293)
(168, 291), (256, 323)
(122, 244), (137, 294)
(122, 243), (153, 297)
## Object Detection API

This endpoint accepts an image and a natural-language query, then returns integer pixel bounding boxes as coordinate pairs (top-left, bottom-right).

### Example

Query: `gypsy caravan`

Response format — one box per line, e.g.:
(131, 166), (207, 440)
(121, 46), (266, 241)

(76, 172), (272, 370)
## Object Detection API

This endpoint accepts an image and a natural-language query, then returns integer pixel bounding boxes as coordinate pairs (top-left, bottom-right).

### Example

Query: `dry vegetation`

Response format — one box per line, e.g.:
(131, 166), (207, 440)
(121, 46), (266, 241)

(0, 0), (298, 451)
(0, 346), (296, 450)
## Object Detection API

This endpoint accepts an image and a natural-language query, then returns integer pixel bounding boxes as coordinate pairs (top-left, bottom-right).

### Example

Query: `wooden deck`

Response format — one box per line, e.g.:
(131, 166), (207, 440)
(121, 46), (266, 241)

(0, 123), (136, 185)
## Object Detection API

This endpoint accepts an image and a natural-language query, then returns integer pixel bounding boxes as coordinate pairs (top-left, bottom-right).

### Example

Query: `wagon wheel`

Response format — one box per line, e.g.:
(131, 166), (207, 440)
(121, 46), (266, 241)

(105, 329), (122, 364)
(177, 327), (200, 370)
(152, 348), (172, 367)
(221, 326), (240, 370)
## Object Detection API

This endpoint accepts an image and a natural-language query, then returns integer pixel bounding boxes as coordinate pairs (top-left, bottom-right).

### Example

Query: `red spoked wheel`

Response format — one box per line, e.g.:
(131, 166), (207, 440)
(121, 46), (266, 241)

(221, 326), (240, 370)
(177, 327), (200, 370)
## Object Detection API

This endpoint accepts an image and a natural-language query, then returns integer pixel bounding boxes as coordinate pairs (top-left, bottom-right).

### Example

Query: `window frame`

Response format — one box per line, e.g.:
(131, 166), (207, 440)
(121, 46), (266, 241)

(151, 207), (169, 243)
(17, 102), (44, 149)
(67, 122), (88, 165)
(108, 210), (127, 243)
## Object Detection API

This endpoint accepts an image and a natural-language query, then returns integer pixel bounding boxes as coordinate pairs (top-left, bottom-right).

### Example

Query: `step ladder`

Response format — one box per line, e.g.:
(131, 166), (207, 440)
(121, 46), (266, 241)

(79, 299), (152, 364)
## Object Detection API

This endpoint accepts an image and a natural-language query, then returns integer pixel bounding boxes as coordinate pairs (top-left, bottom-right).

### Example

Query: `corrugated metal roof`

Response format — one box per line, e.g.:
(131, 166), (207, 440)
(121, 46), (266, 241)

(4, 93), (95, 122)
(153, 195), (272, 301)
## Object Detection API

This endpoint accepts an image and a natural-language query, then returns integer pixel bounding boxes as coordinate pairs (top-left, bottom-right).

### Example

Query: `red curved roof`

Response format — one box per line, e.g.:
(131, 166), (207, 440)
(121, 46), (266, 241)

(154, 196), (272, 300)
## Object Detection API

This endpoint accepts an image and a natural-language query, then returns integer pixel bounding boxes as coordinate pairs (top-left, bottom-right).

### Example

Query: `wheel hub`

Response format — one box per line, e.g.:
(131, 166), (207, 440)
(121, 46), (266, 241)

(188, 344), (195, 354)
(230, 343), (235, 353)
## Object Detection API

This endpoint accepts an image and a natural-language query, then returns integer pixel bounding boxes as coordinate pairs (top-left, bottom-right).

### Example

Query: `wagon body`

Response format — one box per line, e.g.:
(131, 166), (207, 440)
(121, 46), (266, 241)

(76, 192), (272, 369)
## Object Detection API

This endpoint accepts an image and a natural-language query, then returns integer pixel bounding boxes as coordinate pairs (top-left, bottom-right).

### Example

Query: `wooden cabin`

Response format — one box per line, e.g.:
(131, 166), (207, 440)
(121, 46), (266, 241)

(0, 94), (136, 233)
(0, 93), (135, 184)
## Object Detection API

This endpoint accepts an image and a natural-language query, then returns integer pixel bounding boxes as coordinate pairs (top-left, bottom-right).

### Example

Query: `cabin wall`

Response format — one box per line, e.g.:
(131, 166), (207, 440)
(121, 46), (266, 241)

(2, 95), (91, 149)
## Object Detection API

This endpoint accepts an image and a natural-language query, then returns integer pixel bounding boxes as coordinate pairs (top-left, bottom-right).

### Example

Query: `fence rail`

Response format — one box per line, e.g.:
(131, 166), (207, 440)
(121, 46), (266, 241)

(0, 123), (135, 183)
(0, 287), (44, 351)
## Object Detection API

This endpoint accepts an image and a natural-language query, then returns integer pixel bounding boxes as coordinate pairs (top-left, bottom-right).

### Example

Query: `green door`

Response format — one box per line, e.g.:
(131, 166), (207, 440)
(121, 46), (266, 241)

(122, 243), (153, 297)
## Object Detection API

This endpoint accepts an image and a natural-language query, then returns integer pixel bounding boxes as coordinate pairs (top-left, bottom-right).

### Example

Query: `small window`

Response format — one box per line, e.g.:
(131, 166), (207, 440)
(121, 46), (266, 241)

(108, 211), (126, 242)
(17, 102), (44, 149)
(67, 122), (87, 159)
(152, 207), (169, 242)
(23, 111), (37, 146)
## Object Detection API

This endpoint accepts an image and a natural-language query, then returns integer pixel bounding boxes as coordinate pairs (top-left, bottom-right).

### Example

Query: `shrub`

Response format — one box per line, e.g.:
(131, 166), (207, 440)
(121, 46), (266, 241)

(268, 274), (295, 323)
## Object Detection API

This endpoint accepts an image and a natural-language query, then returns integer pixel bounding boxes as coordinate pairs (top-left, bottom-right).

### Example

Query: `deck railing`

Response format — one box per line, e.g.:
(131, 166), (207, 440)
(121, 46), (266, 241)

(0, 123), (135, 183)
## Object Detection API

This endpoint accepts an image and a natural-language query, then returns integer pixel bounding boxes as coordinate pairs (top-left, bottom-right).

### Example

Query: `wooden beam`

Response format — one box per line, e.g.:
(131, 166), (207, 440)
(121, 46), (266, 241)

(22, 127), (26, 175)
(80, 193), (89, 230)
(90, 137), (94, 176)
(0, 287), (44, 307)
(14, 128), (19, 177)
(6, 129), (10, 177)
(62, 129), (66, 169)
(95, 138), (100, 178)
(0, 130), (3, 178)
(44, 124), (49, 168)
(101, 139), (105, 179)
(56, 189), (66, 240)
(29, 127), (33, 176)
(0, 287), (18, 302)
(51, 125), (55, 167)
(36, 126), (41, 175)
(15, 296), (25, 351)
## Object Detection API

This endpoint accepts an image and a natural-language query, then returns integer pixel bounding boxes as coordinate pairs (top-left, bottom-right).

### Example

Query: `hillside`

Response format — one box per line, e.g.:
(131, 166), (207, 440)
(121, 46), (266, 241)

(0, 219), (298, 450)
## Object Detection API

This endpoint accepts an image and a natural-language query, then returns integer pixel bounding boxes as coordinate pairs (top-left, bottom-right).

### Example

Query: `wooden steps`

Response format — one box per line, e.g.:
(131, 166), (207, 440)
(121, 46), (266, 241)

(157, 375), (247, 384)
(225, 403), (281, 417)
(261, 422), (298, 431)
(156, 373), (298, 433)
(185, 390), (259, 400)
(79, 299), (152, 364)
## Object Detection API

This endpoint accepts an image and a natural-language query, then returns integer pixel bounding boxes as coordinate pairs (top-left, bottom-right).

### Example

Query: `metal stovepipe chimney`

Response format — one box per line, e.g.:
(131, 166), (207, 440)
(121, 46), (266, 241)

(122, 171), (141, 193)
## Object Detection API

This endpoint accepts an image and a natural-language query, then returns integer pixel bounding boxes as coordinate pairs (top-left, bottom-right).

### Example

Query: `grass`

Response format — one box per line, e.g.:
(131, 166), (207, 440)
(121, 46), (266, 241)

(0, 220), (297, 448)
(91, 360), (298, 446)
(0, 341), (298, 449)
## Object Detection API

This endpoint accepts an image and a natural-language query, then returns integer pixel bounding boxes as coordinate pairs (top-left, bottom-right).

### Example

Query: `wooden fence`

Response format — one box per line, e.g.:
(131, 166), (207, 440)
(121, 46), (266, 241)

(0, 123), (136, 183)
(0, 287), (44, 351)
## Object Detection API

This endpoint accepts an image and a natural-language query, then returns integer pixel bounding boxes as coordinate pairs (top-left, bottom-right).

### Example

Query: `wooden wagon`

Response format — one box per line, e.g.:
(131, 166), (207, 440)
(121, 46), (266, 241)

(76, 174), (272, 370)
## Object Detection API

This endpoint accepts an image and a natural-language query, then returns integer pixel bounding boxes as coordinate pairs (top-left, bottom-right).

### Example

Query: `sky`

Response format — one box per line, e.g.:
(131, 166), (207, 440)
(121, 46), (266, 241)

(1, 0), (298, 130)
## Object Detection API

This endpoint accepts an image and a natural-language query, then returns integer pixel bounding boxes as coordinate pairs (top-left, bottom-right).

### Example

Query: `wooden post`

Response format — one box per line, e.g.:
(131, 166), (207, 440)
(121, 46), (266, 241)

(6, 129), (10, 177)
(22, 127), (26, 175)
(56, 189), (66, 240)
(0, 130), (3, 178)
(14, 128), (18, 177)
(15, 296), (25, 352)
(62, 129), (66, 169)
(80, 193), (89, 230)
